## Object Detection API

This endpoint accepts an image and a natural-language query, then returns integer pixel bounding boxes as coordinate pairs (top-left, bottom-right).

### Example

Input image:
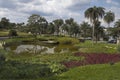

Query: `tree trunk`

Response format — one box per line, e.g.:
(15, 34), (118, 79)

(92, 23), (95, 44)
(117, 36), (120, 45)
(95, 34), (97, 43)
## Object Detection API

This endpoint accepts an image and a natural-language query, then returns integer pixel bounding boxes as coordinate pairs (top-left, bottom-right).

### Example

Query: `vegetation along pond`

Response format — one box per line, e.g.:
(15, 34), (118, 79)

(5, 41), (79, 54)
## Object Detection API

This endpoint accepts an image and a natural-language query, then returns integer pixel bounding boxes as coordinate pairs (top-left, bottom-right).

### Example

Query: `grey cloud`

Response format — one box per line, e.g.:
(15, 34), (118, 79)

(23, 10), (53, 17)
(0, 0), (17, 9)
(114, 0), (120, 3)
(17, 0), (33, 3)
(67, 1), (90, 11)
(0, 0), (33, 10)
(0, 0), (119, 24)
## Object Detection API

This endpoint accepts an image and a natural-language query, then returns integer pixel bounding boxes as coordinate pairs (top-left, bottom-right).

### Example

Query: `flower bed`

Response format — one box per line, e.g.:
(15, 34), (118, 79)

(63, 53), (120, 68)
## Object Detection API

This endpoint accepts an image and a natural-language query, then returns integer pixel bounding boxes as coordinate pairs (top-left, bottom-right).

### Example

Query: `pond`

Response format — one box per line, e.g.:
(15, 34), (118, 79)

(5, 42), (79, 54)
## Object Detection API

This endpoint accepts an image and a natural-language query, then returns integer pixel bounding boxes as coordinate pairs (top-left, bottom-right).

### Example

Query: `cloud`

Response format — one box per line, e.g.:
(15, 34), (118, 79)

(17, 0), (33, 3)
(0, 8), (29, 23)
(0, 0), (120, 27)
(106, 0), (119, 6)
(0, 0), (91, 23)
(0, 0), (18, 9)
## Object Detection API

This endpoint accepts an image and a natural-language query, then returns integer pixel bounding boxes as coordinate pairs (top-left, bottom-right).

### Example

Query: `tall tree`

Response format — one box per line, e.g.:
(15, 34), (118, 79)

(64, 18), (80, 37)
(85, 6), (105, 43)
(70, 22), (80, 37)
(94, 20), (104, 42)
(27, 14), (48, 37)
(65, 18), (75, 36)
(80, 21), (91, 38)
(65, 18), (74, 25)
(114, 19), (120, 44)
(9, 23), (16, 29)
(47, 22), (55, 34)
(0, 17), (10, 29)
(107, 27), (118, 39)
(53, 19), (64, 36)
(16, 23), (25, 32)
(62, 24), (69, 36)
(104, 11), (115, 27)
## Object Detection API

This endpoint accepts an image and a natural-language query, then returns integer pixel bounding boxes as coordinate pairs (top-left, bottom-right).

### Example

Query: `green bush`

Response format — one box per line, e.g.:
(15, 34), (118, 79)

(57, 37), (79, 45)
(0, 64), (19, 79)
(0, 49), (8, 62)
(0, 53), (6, 62)
(8, 30), (18, 37)
(117, 45), (120, 52)
(0, 61), (53, 79)
(49, 62), (67, 74)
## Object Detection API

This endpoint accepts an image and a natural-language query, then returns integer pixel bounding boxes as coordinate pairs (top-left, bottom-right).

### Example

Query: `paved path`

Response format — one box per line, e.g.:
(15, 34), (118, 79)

(0, 37), (9, 40)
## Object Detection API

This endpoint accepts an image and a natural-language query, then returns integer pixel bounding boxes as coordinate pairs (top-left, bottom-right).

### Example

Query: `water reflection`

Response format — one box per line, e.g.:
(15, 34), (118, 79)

(6, 43), (79, 54)
(12, 45), (55, 54)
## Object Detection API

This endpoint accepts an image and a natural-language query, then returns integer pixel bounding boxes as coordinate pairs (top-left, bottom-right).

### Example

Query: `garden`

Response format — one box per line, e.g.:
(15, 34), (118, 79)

(0, 34), (120, 80)
(0, 4), (120, 80)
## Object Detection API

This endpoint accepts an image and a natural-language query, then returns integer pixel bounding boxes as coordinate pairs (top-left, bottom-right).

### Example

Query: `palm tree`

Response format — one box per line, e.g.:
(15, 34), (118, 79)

(104, 11), (115, 27)
(53, 19), (64, 36)
(114, 19), (120, 32)
(65, 18), (74, 36)
(94, 20), (104, 42)
(114, 19), (120, 44)
(70, 22), (80, 37)
(27, 14), (48, 37)
(80, 22), (91, 38)
(62, 24), (69, 36)
(0, 17), (10, 29)
(85, 6), (105, 43)
(47, 22), (55, 34)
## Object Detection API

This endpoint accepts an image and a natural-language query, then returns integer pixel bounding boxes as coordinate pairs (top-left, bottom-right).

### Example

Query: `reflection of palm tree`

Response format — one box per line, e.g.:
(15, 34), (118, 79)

(26, 48), (32, 52)
(25, 45), (38, 54)
(85, 6), (105, 43)
(41, 47), (47, 53)
(33, 45), (38, 54)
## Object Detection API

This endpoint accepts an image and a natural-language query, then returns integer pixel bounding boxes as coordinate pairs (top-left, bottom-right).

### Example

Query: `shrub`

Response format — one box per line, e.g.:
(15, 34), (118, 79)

(0, 49), (8, 62)
(0, 64), (19, 79)
(117, 45), (120, 52)
(49, 62), (67, 74)
(8, 30), (18, 37)
(0, 61), (53, 79)
(57, 37), (79, 45)
(0, 53), (6, 62)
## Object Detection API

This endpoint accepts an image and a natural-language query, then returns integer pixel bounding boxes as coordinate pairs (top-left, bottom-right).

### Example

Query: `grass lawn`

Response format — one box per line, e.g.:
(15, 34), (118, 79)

(40, 63), (120, 80)
(0, 30), (31, 37)
(76, 40), (118, 53)
(59, 63), (120, 80)
(0, 30), (9, 36)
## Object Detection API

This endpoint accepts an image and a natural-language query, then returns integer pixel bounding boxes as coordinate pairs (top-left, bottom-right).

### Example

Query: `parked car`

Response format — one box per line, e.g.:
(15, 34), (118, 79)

(108, 39), (117, 44)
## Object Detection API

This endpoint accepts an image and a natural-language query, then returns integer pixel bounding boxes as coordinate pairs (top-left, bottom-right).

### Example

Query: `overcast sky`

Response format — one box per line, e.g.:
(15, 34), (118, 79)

(0, 0), (120, 26)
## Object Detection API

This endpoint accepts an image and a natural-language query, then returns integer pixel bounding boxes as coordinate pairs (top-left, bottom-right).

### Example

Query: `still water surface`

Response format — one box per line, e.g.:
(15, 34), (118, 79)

(6, 43), (79, 54)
